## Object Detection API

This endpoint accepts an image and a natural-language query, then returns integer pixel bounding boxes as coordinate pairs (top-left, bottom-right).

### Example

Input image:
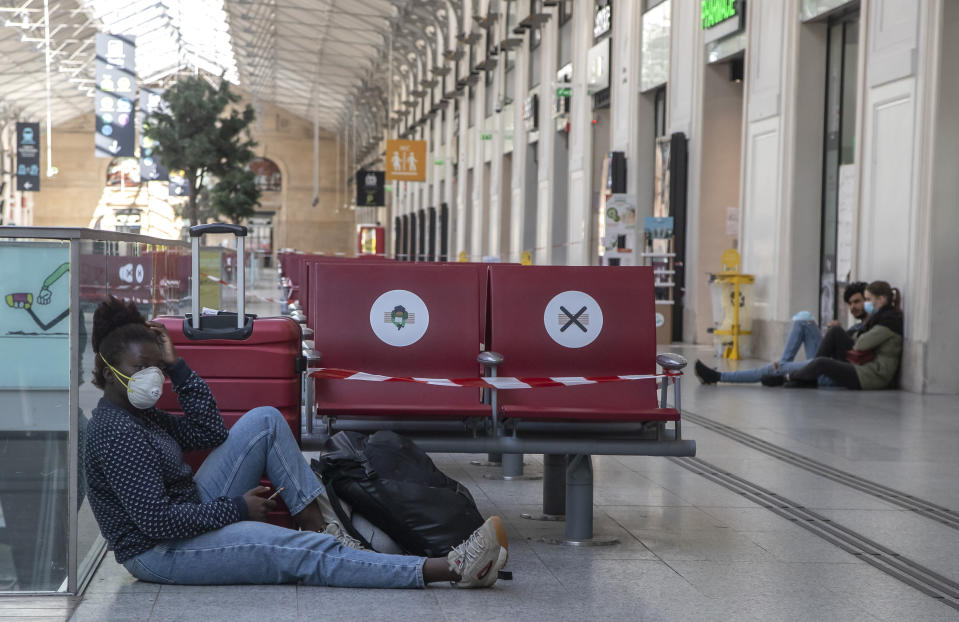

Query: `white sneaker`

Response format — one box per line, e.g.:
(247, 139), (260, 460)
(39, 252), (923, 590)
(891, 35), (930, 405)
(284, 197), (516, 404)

(323, 522), (370, 551)
(448, 516), (509, 588)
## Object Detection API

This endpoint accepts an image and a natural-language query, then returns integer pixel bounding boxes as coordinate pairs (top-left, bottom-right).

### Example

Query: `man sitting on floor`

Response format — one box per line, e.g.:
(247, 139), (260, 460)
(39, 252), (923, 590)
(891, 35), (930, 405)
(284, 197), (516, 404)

(694, 281), (869, 385)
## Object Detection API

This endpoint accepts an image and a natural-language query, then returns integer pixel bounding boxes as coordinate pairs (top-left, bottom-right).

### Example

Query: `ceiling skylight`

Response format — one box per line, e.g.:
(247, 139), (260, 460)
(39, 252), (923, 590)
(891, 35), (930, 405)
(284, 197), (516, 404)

(82, 0), (238, 84)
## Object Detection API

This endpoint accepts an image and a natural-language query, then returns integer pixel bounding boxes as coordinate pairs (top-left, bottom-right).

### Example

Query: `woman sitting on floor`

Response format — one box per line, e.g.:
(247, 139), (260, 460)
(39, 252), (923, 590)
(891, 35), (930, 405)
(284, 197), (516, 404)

(84, 296), (508, 588)
(695, 281), (903, 390)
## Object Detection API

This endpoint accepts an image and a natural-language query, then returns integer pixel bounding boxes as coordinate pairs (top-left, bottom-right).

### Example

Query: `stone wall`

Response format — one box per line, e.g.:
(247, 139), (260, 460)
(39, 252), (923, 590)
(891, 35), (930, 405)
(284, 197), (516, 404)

(30, 92), (353, 254)
(33, 113), (109, 228)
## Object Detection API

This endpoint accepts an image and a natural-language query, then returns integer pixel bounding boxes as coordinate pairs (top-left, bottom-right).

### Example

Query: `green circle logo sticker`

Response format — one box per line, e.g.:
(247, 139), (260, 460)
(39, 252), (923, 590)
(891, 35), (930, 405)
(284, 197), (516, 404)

(369, 289), (430, 347)
(543, 291), (603, 348)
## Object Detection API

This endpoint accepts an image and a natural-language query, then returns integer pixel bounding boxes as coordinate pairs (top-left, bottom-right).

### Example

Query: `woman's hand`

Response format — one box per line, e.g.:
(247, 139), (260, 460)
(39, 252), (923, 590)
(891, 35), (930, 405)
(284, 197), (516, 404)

(146, 321), (178, 367)
(242, 486), (278, 522)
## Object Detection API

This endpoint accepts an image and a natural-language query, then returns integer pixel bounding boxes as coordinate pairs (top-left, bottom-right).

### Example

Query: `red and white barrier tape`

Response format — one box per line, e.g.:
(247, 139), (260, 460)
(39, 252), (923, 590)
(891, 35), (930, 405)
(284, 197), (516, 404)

(309, 367), (680, 390)
(199, 272), (289, 304)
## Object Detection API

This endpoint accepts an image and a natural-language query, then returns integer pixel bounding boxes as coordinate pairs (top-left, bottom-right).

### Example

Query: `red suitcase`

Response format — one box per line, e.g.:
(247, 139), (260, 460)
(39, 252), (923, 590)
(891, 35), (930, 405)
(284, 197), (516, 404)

(155, 224), (304, 528)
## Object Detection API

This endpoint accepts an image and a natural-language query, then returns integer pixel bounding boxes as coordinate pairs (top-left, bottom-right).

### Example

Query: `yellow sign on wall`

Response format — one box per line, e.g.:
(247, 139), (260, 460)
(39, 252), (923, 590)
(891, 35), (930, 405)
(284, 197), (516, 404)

(386, 139), (427, 182)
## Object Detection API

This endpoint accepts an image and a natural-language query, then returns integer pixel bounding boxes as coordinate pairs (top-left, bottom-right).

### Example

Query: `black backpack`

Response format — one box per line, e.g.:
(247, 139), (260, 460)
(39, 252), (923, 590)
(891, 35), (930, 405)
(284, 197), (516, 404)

(310, 431), (485, 557)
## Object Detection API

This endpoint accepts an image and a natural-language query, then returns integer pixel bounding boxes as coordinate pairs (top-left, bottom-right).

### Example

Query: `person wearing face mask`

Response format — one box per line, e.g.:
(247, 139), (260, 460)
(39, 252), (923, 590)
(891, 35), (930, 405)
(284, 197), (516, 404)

(694, 281), (871, 385)
(84, 297), (508, 589)
(766, 280), (903, 389)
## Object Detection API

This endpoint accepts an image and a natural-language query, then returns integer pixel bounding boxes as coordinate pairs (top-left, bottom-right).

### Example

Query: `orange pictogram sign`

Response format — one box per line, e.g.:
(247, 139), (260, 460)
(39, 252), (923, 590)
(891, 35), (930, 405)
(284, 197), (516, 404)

(385, 139), (427, 182)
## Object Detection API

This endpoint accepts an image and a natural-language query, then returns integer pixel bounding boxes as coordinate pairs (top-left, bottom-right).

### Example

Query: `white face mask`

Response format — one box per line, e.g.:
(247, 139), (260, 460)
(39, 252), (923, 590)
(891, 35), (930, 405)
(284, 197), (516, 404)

(101, 354), (165, 409)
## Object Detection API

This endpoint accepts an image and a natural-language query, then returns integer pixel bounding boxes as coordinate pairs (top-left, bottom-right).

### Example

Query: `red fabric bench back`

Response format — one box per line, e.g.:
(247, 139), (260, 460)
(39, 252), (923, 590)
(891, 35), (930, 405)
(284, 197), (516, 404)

(310, 263), (490, 418)
(292, 255), (394, 323)
(489, 265), (666, 420)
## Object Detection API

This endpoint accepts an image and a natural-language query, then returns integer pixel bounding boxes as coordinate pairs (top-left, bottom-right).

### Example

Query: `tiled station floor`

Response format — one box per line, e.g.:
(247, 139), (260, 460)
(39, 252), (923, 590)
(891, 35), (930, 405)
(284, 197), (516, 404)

(7, 265), (957, 621)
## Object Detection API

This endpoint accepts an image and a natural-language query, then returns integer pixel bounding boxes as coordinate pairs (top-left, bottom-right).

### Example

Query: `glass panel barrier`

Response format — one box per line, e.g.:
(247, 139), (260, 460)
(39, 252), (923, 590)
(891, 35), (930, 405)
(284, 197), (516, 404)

(0, 239), (71, 592)
(0, 228), (189, 595)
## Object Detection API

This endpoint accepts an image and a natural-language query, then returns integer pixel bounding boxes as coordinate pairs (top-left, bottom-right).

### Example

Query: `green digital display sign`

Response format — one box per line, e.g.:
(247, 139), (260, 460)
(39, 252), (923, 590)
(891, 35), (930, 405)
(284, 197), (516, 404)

(701, 0), (738, 30)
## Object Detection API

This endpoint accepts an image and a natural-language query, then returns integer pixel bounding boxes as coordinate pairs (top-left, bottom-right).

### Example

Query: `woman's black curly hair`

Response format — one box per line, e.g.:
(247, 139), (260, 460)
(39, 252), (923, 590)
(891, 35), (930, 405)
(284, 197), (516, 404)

(91, 296), (157, 389)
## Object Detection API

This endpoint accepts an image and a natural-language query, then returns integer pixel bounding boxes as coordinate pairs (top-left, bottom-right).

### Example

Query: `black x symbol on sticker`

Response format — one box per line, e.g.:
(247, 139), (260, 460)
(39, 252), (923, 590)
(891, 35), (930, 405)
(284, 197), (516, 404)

(560, 305), (588, 333)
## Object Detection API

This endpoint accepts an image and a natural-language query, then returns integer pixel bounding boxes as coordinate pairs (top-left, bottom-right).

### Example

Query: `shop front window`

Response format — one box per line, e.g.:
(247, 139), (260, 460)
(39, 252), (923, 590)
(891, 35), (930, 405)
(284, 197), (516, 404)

(819, 12), (859, 323)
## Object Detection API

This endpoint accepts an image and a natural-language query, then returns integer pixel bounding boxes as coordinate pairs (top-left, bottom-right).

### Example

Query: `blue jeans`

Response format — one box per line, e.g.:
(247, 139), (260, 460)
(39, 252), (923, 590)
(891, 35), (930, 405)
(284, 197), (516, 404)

(122, 407), (426, 588)
(780, 320), (822, 363)
(719, 319), (833, 384)
(720, 360), (808, 383)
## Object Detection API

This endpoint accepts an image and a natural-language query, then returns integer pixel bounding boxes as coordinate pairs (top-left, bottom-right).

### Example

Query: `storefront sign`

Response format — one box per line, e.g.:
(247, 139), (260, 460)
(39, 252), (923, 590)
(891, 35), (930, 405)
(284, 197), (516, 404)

(95, 33), (136, 158)
(139, 88), (169, 181)
(701, 0), (737, 29)
(587, 39), (611, 93)
(555, 64), (572, 118)
(15, 122), (40, 192)
(602, 194), (637, 266)
(385, 139), (427, 182)
(701, 0), (744, 43)
(594, 0), (612, 39)
(356, 170), (385, 206)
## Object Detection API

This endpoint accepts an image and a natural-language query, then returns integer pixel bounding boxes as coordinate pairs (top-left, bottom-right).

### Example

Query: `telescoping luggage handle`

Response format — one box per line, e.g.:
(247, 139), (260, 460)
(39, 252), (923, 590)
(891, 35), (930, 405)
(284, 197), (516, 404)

(190, 223), (247, 331)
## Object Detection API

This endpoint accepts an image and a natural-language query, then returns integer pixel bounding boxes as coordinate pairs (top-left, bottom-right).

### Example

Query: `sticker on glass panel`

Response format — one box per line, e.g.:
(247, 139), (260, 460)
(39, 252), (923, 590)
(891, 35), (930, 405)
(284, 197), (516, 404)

(543, 290), (603, 348)
(369, 289), (430, 347)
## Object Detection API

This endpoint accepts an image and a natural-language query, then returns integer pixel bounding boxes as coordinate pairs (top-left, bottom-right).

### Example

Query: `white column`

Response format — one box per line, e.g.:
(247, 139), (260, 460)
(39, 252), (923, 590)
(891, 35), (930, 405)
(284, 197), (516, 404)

(567, 0), (595, 266)
(471, 77), (487, 260)
(488, 45), (505, 259)
(535, 7), (559, 265)
(486, 104), (505, 259)
(857, 0), (947, 391)
(431, 116), (441, 259)
(738, 0), (793, 351)
(509, 33), (530, 264)
(612, 0), (643, 220)
(455, 0), (474, 259)
(667, 0), (705, 342)
(456, 94), (470, 259)
(443, 98), (455, 259)
(416, 125), (426, 260)
(925, 0), (959, 393)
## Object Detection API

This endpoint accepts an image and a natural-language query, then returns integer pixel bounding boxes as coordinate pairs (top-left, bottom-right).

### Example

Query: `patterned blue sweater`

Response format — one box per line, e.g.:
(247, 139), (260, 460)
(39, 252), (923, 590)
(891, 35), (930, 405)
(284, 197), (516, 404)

(84, 359), (248, 563)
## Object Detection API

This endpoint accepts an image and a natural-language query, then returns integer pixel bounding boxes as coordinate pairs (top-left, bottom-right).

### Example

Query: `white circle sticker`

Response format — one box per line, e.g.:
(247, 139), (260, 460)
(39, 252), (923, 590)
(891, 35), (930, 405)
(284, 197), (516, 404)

(655, 312), (665, 327)
(543, 291), (604, 348)
(369, 290), (430, 347)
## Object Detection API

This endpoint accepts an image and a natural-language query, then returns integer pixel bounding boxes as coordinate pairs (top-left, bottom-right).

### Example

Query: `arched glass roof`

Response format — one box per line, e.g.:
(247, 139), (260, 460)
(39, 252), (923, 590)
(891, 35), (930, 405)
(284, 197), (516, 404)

(0, 0), (444, 135)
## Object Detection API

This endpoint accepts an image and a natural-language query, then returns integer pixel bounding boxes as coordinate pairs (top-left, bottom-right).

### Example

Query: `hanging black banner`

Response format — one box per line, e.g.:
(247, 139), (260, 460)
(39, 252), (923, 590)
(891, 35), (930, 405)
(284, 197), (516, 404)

(95, 33), (137, 158)
(356, 170), (385, 206)
(16, 122), (41, 192)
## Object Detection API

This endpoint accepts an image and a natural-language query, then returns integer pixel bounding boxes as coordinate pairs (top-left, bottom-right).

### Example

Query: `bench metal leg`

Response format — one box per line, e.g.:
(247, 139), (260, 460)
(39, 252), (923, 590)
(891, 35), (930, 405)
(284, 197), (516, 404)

(471, 452), (503, 467)
(484, 452), (542, 480)
(562, 454), (617, 546)
(302, 373), (314, 435)
(522, 454), (566, 521)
